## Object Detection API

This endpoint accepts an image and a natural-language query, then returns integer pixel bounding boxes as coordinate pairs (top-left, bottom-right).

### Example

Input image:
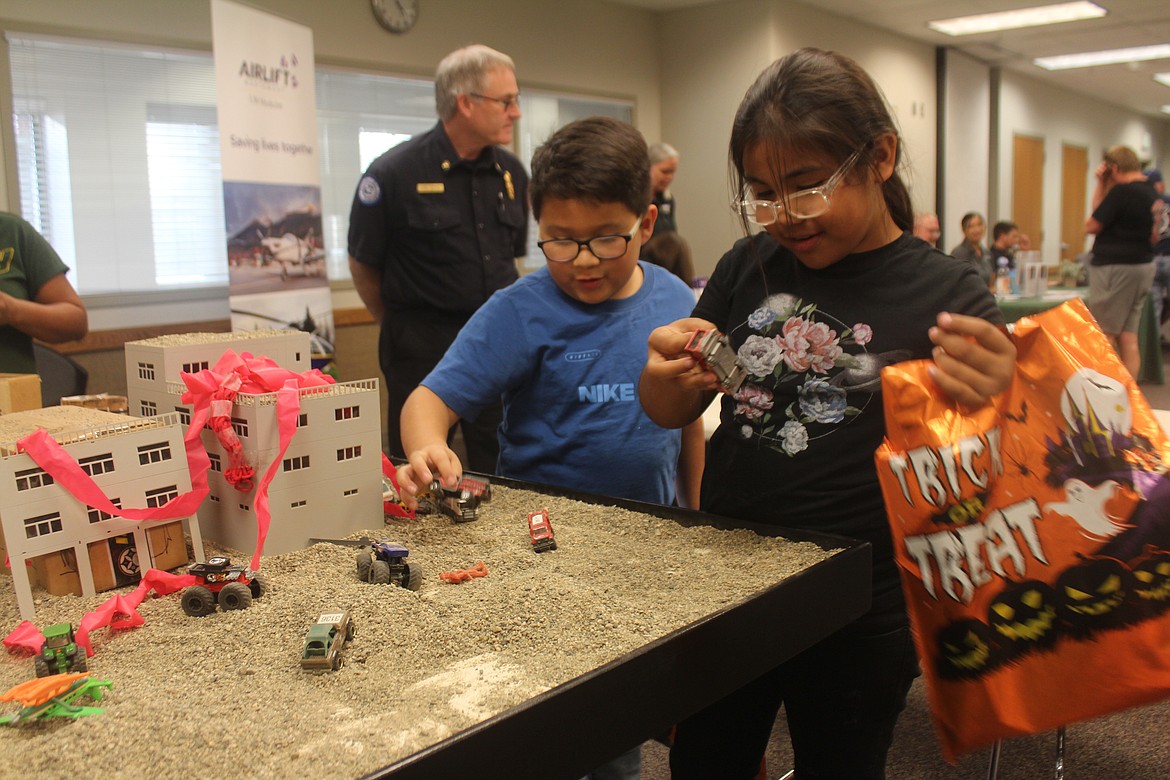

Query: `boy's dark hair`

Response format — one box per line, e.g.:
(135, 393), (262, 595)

(992, 221), (1018, 240)
(729, 47), (913, 232)
(529, 116), (651, 221)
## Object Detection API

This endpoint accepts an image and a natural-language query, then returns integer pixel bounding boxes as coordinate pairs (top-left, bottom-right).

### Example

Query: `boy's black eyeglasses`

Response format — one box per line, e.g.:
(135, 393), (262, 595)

(470, 92), (521, 110)
(537, 218), (642, 263)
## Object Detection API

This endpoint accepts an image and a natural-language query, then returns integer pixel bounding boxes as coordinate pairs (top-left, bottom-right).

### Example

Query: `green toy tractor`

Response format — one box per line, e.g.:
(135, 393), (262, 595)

(35, 623), (88, 678)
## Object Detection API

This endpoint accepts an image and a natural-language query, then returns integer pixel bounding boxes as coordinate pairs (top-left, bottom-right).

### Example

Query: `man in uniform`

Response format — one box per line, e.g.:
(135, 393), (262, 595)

(348, 45), (528, 472)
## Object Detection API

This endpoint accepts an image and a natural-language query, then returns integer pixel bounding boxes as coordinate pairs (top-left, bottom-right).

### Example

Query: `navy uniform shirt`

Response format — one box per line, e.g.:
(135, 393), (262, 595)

(347, 122), (528, 316)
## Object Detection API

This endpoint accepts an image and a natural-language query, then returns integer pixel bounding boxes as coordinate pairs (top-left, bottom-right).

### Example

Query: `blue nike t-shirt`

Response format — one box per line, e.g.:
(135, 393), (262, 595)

(421, 261), (695, 504)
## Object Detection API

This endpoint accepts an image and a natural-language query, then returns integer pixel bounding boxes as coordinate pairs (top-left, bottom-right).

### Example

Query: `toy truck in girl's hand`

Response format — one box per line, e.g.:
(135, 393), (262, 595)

(684, 329), (747, 394)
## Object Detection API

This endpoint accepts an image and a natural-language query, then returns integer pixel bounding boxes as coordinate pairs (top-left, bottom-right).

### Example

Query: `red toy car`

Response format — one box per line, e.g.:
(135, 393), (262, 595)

(527, 508), (557, 553)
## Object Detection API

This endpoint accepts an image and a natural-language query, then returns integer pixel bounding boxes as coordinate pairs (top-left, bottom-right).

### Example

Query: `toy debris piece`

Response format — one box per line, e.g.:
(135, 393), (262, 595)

(527, 508), (558, 553)
(354, 541), (423, 590)
(1, 673), (113, 725)
(439, 561), (489, 584)
(381, 453), (415, 519)
(419, 475), (493, 523)
(300, 610), (354, 672)
(181, 557), (265, 617)
(683, 328), (747, 394)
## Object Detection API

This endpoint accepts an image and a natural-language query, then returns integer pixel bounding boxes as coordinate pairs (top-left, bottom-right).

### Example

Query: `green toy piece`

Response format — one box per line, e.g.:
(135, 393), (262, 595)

(1, 677), (113, 725)
(35, 623), (88, 678)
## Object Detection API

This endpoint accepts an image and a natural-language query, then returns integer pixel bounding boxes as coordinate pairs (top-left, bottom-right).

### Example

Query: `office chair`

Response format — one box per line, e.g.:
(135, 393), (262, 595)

(33, 342), (89, 407)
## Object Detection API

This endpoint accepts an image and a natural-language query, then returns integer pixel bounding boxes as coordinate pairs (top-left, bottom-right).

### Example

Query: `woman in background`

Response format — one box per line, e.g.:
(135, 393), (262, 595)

(949, 211), (991, 288)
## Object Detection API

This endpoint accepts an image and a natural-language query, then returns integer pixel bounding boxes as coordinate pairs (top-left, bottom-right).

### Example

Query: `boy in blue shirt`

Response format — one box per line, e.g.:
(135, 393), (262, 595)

(395, 116), (702, 511)
(395, 115), (702, 779)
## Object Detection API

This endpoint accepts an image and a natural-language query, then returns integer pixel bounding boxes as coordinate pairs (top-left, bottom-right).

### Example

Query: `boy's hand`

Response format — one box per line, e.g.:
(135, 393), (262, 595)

(645, 316), (723, 392)
(396, 446), (463, 511)
(928, 312), (1016, 407)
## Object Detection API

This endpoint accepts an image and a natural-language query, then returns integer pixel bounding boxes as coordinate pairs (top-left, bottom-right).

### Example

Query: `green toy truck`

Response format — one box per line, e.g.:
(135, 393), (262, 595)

(35, 623), (88, 678)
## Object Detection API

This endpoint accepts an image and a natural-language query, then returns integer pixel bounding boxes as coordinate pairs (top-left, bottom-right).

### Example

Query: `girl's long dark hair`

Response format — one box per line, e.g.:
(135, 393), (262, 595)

(729, 47), (913, 233)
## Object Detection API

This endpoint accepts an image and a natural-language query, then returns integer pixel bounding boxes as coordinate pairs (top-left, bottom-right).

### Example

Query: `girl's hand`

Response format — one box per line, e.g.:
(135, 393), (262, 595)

(396, 446), (463, 511)
(928, 312), (1016, 407)
(645, 316), (723, 392)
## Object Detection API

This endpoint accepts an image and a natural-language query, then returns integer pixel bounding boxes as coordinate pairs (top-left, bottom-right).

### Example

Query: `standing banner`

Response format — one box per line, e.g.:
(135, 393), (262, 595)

(212, 0), (334, 373)
(876, 299), (1170, 761)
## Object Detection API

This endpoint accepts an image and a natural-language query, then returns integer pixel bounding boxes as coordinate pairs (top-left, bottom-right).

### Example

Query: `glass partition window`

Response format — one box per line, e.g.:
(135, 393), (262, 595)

(8, 33), (634, 300)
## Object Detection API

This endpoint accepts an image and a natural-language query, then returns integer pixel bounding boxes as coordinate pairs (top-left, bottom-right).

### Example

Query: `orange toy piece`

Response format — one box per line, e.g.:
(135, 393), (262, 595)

(439, 561), (489, 584)
(2, 672), (91, 708)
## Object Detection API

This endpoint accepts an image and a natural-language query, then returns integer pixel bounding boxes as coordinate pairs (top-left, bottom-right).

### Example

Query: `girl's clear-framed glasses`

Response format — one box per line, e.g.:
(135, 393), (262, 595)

(737, 148), (865, 224)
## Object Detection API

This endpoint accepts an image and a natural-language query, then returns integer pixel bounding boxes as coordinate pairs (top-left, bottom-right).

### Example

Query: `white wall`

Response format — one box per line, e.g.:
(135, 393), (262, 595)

(942, 49), (992, 253)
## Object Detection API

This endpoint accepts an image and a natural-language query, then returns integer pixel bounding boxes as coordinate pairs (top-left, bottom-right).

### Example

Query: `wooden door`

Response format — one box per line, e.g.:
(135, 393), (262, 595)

(1011, 134), (1044, 250)
(1061, 144), (1089, 262)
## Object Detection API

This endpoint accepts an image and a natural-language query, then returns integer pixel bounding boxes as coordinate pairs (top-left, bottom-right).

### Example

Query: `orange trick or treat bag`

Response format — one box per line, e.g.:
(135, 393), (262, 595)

(875, 298), (1170, 762)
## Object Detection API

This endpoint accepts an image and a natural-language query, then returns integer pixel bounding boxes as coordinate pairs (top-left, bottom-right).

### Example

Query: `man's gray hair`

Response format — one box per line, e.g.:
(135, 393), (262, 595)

(648, 142), (679, 165)
(435, 44), (516, 120)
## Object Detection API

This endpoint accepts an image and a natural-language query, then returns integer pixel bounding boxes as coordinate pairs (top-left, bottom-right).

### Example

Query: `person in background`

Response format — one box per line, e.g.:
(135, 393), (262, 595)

(393, 117), (702, 779)
(950, 211), (991, 287)
(912, 212), (940, 248)
(639, 47), (1015, 780)
(989, 220), (1021, 284)
(1146, 169), (1170, 327)
(347, 44), (528, 473)
(649, 141), (680, 237)
(1085, 145), (1157, 379)
(642, 230), (696, 288)
(0, 211), (88, 373)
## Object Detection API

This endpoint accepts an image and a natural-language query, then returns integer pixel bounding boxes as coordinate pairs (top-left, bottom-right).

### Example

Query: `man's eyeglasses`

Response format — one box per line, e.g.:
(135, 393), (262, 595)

(737, 148), (865, 224)
(470, 92), (521, 110)
(537, 218), (642, 263)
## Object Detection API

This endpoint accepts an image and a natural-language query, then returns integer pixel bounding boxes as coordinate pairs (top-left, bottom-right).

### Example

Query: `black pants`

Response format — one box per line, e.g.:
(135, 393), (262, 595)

(669, 603), (919, 780)
(379, 308), (502, 474)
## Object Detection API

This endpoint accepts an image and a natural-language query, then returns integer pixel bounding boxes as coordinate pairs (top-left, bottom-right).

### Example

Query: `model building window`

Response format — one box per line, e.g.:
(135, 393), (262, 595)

(231, 417), (248, 437)
(239, 503), (250, 511)
(145, 484), (179, 508)
(283, 455), (311, 472)
(297, 412), (308, 427)
(337, 445), (362, 461)
(343, 488), (359, 497)
(141, 400), (158, 417)
(175, 406), (192, 426)
(78, 453), (115, 476)
(182, 361), (209, 374)
(209, 494), (220, 503)
(137, 441), (173, 465)
(208, 452), (222, 472)
(335, 405), (360, 421)
(88, 498), (121, 524)
(138, 362), (156, 380)
(291, 499), (307, 508)
(24, 511), (63, 538)
(15, 467), (54, 491)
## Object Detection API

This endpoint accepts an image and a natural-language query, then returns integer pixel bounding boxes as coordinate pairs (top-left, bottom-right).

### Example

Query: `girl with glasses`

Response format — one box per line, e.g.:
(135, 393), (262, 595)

(639, 48), (1016, 779)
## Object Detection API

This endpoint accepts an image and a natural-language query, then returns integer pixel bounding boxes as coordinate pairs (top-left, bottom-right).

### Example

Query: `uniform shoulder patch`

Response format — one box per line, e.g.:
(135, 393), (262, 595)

(358, 176), (381, 206)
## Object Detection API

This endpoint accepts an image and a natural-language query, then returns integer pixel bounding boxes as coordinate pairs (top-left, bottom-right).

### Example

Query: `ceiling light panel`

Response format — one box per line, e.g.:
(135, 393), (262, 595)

(929, 2), (1107, 37)
(1034, 44), (1170, 70)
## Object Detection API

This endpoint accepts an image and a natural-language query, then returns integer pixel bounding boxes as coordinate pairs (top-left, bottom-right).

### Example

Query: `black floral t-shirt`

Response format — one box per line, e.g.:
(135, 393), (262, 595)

(694, 231), (1001, 596)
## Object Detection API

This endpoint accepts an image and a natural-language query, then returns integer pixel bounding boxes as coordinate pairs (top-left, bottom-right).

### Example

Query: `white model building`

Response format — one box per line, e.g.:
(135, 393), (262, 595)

(0, 405), (206, 620)
(126, 330), (311, 419)
(126, 330), (382, 557)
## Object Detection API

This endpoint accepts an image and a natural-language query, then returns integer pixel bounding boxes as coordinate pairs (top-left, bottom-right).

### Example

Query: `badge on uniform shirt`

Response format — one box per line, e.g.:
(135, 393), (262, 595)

(503, 170), (515, 201)
(417, 182), (445, 194)
(358, 176), (381, 205)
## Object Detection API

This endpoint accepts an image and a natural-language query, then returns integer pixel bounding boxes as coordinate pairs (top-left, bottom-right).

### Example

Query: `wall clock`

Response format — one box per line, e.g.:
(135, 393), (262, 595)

(371, 0), (419, 34)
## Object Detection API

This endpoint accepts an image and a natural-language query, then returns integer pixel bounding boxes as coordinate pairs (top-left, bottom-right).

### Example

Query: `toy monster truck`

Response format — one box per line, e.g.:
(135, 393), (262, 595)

(181, 556), (265, 616)
(300, 610), (354, 672)
(419, 475), (493, 523)
(684, 328), (747, 394)
(34, 623), (88, 678)
(355, 541), (423, 590)
(528, 508), (557, 553)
